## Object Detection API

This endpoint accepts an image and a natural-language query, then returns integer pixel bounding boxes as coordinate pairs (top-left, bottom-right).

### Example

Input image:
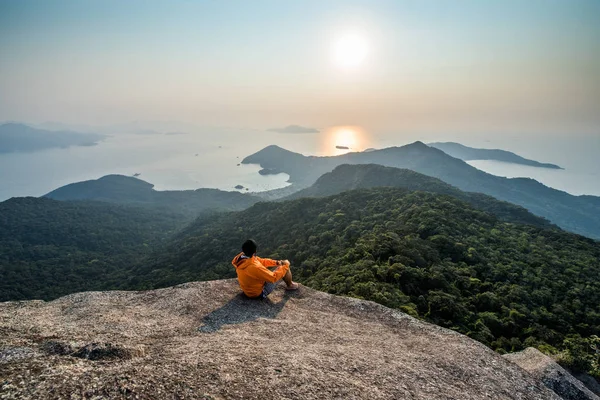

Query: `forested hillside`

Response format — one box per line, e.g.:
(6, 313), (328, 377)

(286, 164), (552, 228)
(134, 187), (600, 377)
(0, 197), (187, 301)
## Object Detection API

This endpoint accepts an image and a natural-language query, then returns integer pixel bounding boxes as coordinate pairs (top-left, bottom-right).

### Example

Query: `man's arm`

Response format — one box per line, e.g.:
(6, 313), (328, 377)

(247, 262), (289, 283)
(255, 256), (279, 268)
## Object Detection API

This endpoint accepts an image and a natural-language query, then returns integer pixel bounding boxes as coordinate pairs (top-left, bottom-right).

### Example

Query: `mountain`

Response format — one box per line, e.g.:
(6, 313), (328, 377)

(45, 174), (260, 217)
(242, 142), (600, 238)
(429, 142), (562, 169)
(37, 120), (202, 135)
(0, 279), (564, 399)
(36, 121), (99, 133)
(286, 164), (552, 228)
(0, 197), (187, 301)
(0, 122), (106, 153)
(132, 187), (600, 377)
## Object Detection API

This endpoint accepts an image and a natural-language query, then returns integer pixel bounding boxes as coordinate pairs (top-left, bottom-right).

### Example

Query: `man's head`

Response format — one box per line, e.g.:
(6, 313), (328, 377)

(242, 239), (257, 257)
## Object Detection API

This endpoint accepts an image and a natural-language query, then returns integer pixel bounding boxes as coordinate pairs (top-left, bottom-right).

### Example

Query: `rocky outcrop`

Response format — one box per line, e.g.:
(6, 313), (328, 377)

(505, 347), (599, 400)
(0, 279), (560, 399)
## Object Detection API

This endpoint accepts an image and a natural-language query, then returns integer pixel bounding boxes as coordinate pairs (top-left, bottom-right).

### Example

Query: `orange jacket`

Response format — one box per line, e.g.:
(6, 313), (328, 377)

(231, 252), (289, 297)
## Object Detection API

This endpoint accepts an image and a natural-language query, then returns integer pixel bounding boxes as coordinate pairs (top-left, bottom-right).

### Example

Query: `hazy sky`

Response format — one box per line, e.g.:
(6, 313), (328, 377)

(1, 0), (599, 135)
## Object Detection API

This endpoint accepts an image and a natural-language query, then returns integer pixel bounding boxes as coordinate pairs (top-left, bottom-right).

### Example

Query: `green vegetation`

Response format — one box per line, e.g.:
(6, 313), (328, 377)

(286, 164), (552, 228)
(0, 197), (187, 301)
(557, 335), (600, 378)
(136, 187), (600, 377)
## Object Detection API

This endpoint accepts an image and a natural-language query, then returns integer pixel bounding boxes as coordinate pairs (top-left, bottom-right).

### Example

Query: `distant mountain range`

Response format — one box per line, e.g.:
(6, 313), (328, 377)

(428, 142), (562, 169)
(36, 120), (202, 135)
(242, 142), (600, 238)
(285, 164), (552, 229)
(0, 123), (106, 153)
(44, 174), (260, 217)
(43, 165), (552, 231)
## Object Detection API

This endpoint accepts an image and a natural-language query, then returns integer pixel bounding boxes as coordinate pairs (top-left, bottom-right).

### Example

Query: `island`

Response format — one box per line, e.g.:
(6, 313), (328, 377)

(0, 123), (106, 154)
(428, 142), (563, 169)
(258, 168), (283, 175)
(234, 185), (244, 189)
(267, 124), (320, 134)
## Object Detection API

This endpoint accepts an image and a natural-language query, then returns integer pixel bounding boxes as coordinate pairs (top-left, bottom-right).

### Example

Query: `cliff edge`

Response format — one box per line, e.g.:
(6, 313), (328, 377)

(505, 347), (599, 400)
(1, 279), (560, 399)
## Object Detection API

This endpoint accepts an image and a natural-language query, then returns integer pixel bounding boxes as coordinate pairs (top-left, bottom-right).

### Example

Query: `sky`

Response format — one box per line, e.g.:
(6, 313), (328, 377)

(1, 0), (599, 135)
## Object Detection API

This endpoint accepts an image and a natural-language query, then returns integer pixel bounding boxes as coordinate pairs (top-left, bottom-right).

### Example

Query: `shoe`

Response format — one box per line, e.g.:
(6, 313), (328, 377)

(285, 282), (299, 291)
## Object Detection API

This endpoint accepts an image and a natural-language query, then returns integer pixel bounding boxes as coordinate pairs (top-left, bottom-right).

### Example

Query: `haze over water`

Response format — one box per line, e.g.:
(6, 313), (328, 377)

(1, 125), (598, 201)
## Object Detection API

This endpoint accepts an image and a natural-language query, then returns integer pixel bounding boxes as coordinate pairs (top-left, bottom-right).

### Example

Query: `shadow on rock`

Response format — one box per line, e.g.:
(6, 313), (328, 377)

(72, 342), (133, 360)
(198, 292), (293, 333)
(40, 340), (139, 361)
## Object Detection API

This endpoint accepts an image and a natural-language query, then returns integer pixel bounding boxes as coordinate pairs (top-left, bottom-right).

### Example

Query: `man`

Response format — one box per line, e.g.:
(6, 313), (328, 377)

(232, 239), (299, 299)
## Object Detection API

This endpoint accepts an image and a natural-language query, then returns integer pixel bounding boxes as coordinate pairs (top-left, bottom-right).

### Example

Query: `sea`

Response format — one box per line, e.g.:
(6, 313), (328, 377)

(1, 126), (599, 201)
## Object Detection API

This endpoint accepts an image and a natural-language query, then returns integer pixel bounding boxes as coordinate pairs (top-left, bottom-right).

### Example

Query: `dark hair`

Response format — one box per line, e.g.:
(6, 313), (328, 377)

(242, 239), (257, 257)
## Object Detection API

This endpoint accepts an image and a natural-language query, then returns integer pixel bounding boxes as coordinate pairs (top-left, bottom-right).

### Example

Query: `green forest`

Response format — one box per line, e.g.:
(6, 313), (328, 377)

(135, 188), (600, 377)
(286, 163), (552, 229)
(0, 197), (187, 300)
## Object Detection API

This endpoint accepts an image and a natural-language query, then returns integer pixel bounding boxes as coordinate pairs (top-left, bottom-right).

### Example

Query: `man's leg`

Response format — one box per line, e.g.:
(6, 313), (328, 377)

(283, 268), (299, 290)
(282, 268), (293, 287)
(265, 266), (298, 292)
(268, 265), (295, 287)
(261, 281), (277, 299)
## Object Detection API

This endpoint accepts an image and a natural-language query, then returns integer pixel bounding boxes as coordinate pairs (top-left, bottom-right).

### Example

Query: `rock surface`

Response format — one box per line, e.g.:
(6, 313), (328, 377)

(0, 279), (560, 399)
(505, 347), (599, 400)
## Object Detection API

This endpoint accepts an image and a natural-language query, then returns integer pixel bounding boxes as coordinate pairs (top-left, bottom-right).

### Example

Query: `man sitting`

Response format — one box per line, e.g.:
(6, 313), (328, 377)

(231, 239), (299, 299)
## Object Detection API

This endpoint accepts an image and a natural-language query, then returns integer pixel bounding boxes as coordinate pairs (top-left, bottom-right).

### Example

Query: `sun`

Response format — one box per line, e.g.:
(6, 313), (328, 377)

(321, 126), (369, 155)
(335, 128), (357, 148)
(332, 32), (368, 70)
